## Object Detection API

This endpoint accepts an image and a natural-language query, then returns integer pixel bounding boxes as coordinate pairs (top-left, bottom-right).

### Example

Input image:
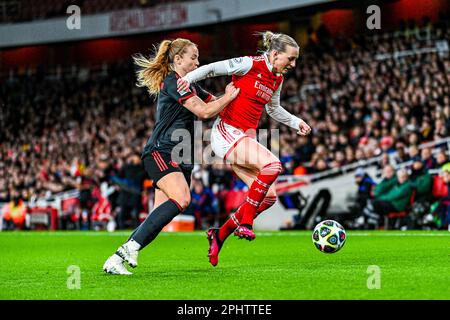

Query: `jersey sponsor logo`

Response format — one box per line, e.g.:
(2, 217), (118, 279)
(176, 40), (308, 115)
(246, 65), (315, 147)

(254, 81), (274, 95)
(254, 80), (274, 102)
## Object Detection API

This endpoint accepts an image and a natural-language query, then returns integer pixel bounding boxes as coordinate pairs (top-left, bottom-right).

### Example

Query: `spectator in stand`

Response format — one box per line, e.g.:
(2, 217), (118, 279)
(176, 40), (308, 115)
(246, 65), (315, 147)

(408, 157), (432, 227)
(187, 178), (217, 230)
(355, 164), (396, 227)
(408, 145), (420, 161)
(377, 153), (391, 172)
(208, 163), (233, 192)
(436, 150), (449, 168)
(429, 163), (450, 229)
(374, 165), (397, 200)
(1, 190), (27, 230)
(380, 136), (395, 154)
(421, 147), (437, 170)
(363, 168), (412, 228)
(294, 136), (314, 163)
(76, 167), (97, 230)
(91, 183), (114, 231)
(354, 167), (376, 212)
(293, 163), (308, 176)
(394, 143), (410, 165)
(311, 158), (329, 174)
(115, 153), (147, 230)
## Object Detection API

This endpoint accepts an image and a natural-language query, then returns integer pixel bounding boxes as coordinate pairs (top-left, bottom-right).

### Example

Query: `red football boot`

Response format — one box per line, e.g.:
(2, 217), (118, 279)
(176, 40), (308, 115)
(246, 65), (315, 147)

(207, 228), (222, 267)
(233, 225), (256, 241)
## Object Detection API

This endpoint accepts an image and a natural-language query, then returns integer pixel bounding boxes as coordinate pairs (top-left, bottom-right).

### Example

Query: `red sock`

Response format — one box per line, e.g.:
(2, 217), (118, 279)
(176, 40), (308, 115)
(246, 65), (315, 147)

(240, 162), (282, 227)
(218, 195), (277, 242)
(255, 195), (277, 218)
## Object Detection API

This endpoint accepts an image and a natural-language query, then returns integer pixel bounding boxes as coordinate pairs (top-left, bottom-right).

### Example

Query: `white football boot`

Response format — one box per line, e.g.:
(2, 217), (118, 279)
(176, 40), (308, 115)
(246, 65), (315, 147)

(115, 244), (139, 268)
(103, 254), (133, 275)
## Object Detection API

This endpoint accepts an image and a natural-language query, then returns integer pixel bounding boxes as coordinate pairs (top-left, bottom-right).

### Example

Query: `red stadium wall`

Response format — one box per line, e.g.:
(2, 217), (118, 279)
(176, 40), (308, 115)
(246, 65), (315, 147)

(0, 45), (49, 70)
(319, 0), (449, 37)
(232, 23), (281, 55)
(382, 0), (449, 24)
(321, 9), (355, 37)
(0, 30), (214, 69)
(70, 30), (214, 65)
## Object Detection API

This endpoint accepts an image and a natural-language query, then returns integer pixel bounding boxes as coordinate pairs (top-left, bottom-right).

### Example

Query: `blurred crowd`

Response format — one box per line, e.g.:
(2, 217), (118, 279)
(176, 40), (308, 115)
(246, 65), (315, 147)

(1, 16), (450, 230)
(352, 156), (450, 231)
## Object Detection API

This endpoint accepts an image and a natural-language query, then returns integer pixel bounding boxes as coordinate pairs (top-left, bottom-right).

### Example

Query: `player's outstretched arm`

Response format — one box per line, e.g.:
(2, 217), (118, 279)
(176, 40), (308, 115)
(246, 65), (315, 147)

(265, 84), (311, 135)
(182, 82), (240, 120)
(177, 56), (253, 91)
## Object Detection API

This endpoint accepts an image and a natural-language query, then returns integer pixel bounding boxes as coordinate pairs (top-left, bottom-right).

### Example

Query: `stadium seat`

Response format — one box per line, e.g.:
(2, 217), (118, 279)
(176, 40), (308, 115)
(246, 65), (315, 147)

(432, 175), (448, 199)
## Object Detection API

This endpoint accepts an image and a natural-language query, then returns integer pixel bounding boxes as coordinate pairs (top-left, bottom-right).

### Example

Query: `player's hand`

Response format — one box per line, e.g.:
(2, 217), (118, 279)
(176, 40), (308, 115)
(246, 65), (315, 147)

(297, 119), (311, 136)
(177, 77), (190, 92)
(225, 82), (240, 100)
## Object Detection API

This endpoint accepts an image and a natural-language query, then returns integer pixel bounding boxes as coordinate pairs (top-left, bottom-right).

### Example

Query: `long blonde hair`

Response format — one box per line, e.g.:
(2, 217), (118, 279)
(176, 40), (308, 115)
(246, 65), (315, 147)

(133, 38), (196, 96)
(258, 31), (298, 53)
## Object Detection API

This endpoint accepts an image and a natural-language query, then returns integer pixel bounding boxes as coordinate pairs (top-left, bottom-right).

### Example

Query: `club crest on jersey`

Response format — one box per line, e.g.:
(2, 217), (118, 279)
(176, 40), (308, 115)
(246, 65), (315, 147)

(229, 57), (243, 68)
(257, 74), (262, 78)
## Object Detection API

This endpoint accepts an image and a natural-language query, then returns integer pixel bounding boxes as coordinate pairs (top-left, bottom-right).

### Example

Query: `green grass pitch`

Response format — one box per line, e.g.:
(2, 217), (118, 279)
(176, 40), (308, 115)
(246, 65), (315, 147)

(0, 230), (449, 300)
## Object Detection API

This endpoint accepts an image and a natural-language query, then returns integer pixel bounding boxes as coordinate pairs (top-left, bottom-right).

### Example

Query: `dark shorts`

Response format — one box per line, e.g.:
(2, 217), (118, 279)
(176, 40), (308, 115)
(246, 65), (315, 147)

(142, 151), (192, 189)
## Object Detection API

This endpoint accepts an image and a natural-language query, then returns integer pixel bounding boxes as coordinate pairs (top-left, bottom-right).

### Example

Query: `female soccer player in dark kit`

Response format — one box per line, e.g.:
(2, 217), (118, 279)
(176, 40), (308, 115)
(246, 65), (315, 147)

(103, 38), (239, 274)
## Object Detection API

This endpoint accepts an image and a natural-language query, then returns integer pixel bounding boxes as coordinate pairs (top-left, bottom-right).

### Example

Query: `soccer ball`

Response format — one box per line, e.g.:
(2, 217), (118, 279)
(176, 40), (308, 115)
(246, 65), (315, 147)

(312, 220), (346, 253)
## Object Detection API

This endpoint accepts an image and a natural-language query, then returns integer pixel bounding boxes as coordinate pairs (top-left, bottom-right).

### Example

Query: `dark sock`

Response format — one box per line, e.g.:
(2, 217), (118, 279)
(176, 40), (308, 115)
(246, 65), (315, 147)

(128, 226), (140, 242)
(131, 199), (182, 250)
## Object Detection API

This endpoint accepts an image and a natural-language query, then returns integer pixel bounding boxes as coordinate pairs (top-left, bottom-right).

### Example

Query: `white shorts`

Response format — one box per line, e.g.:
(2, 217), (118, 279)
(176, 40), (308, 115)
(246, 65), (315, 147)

(211, 117), (249, 160)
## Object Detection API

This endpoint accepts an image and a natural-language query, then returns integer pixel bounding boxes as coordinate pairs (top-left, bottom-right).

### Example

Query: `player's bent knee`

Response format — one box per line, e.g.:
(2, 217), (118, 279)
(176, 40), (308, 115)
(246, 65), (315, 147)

(266, 189), (277, 199)
(170, 193), (191, 211)
(260, 160), (283, 176)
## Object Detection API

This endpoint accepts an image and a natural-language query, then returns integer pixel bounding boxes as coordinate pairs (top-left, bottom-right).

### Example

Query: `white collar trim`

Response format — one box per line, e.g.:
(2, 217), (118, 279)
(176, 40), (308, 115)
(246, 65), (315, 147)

(263, 52), (273, 72)
(263, 52), (280, 76)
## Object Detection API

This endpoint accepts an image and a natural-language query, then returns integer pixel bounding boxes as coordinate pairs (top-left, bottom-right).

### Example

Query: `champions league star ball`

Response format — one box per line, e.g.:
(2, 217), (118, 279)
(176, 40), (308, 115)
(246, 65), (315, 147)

(312, 220), (346, 253)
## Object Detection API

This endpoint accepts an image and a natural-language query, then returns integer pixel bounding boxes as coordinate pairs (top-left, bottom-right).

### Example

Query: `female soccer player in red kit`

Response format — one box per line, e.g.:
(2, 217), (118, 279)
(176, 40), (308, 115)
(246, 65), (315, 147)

(178, 31), (311, 267)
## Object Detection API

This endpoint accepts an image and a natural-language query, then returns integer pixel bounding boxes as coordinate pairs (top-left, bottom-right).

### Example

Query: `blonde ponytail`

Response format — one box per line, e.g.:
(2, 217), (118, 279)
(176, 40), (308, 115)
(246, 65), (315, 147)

(262, 31), (275, 51)
(258, 31), (298, 53)
(133, 38), (195, 96)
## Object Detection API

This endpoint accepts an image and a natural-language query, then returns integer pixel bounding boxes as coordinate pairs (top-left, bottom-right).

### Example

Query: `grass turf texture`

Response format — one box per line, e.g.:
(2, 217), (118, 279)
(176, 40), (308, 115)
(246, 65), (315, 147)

(0, 230), (449, 300)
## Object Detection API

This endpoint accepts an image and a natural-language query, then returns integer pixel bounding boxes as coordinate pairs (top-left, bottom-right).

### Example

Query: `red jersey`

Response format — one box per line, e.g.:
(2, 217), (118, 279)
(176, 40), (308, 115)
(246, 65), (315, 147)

(219, 56), (283, 133)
